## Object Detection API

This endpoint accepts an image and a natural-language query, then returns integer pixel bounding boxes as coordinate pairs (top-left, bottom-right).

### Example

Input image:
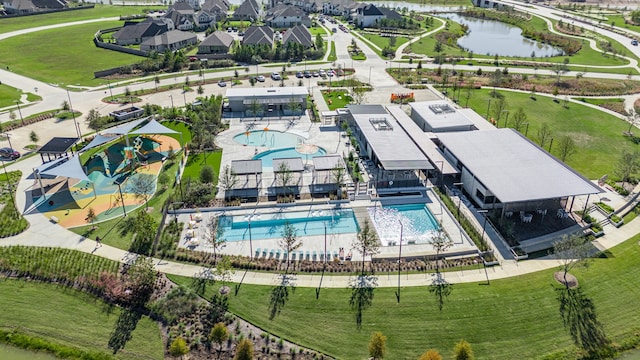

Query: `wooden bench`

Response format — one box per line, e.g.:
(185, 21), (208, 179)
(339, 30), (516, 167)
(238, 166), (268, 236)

(50, 216), (60, 224)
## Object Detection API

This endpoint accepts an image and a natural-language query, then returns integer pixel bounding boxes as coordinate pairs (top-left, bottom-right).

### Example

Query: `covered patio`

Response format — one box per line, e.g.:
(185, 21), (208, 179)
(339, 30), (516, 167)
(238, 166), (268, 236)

(229, 160), (263, 201)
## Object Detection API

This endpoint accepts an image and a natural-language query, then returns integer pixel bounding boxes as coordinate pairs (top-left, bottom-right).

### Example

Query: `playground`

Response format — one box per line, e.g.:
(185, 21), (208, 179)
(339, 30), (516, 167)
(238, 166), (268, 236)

(33, 120), (182, 228)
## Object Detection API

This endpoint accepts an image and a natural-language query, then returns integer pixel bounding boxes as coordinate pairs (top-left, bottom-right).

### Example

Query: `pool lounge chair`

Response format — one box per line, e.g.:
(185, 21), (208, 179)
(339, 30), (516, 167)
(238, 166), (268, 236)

(269, 249), (275, 258)
(299, 251), (304, 261)
(305, 251), (310, 260)
(312, 251), (317, 261)
(283, 251), (288, 261)
(255, 248), (261, 258)
(262, 249), (268, 257)
(276, 249), (281, 259)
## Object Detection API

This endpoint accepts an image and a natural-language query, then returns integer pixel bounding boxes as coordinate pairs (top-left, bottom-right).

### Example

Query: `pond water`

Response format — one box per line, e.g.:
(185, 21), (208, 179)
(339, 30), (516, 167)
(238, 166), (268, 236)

(0, 343), (58, 360)
(437, 13), (563, 58)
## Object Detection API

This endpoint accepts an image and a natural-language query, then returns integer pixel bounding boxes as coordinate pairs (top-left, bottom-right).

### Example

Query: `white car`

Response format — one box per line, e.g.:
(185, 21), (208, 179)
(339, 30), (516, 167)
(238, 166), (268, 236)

(271, 72), (281, 80)
(256, 75), (265, 82)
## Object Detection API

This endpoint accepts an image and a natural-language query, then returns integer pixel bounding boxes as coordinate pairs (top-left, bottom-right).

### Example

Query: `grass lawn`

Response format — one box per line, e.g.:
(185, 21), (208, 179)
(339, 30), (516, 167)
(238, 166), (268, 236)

(309, 26), (327, 36)
(464, 89), (635, 179)
(360, 33), (409, 55)
(328, 41), (337, 62)
(0, 280), (163, 360)
(0, 21), (143, 87)
(450, 59), (639, 76)
(349, 51), (367, 61)
(0, 5), (163, 33)
(168, 234), (640, 359)
(607, 14), (640, 33)
(322, 90), (352, 110)
(0, 83), (22, 108)
(181, 149), (222, 182)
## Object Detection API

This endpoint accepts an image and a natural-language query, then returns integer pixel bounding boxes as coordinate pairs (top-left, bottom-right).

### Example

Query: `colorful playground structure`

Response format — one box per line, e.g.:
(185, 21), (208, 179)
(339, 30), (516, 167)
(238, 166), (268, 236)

(33, 118), (182, 228)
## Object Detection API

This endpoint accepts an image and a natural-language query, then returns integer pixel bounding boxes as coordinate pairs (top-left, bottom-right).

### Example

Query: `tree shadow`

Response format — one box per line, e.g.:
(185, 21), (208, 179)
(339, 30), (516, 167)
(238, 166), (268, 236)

(556, 286), (611, 357)
(192, 266), (215, 296)
(429, 271), (453, 311)
(108, 308), (142, 354)
(349, 273), (378, 329)
(269, 273), (297, 320)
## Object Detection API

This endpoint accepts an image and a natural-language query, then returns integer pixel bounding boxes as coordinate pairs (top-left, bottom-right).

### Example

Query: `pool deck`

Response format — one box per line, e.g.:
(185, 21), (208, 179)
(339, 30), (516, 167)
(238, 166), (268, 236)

(216, 113), (349, 200)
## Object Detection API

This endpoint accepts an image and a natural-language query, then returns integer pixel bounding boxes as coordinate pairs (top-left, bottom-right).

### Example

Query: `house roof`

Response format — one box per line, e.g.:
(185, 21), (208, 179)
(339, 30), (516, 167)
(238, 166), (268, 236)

(242, 25), (274, 45)
(169, 1), (194, 11)
(113, 19), (168, 42)
(267, 4), (304, 17)
(200, 30), (234, 48)
(202, 0), (229, 12)
(231, 160), (263, 175)
(9, 0), (37, 11)
(360, 3), (383, 16)
(273, 157), (304, 172)
(141, 30), (197, 47)
(347, 105), (431, 171)
(436, 129), (603, 203)
(283, 25), (313, 47)
(32, 0), (66, 9)
(378, 7), (403, 20)
(234, 0), (260, 19)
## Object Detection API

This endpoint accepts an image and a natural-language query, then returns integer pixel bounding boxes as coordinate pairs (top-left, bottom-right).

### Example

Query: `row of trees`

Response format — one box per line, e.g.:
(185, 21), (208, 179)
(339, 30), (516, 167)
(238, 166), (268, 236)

(368, 331), (474, 360)
(233, 35), (324, 64)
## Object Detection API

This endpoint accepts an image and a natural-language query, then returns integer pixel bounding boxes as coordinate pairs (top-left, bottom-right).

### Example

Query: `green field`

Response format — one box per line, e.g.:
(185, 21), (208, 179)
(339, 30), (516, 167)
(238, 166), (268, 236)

(181, 149), (222, 181)
(0, 5), (163, 34)
(0, 21), (143, 87)
(169, 234), (640, 359)
(0, 280), (163, 360)
(0, 83), (23, 108)
(309, 26), (328, 37)
(464, 89), (635, 179)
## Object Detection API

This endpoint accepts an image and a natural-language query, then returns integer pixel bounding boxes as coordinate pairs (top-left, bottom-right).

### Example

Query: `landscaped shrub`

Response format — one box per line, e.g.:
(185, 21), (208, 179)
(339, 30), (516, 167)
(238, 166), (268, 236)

(0, 170), (28, 238)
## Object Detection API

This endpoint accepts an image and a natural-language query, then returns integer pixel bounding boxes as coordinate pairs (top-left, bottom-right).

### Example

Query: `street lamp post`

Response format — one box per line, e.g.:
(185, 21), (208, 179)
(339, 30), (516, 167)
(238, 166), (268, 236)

(66, 90), (81, 139)
(114, 180), (127, 217)
(395, 219), (403, 303)
(248, 220), (253, 261)
(107, 79), (114, 99)
(501, 110), (510, 128)
(169, 95), (174, 110)
(14, 101), (24, 125)
(1, 159), (15, 207)
(3, 133), (13, 151)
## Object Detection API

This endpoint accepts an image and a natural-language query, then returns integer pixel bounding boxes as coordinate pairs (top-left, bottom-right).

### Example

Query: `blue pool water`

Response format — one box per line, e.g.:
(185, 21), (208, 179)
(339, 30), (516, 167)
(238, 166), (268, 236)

(253, 147), (327, 167)
(218, 209), (360, 242)
(368, 203), (441, 245)
(233, 130), (304, 148)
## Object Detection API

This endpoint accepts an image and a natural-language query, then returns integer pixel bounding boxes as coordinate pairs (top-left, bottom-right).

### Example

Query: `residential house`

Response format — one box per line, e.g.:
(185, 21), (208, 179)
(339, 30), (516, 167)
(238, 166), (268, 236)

(472, 0), (508, 9)
(233, 0), (261, 21)
(322, 0), (356, 17)
(140, 30), (197, 52)
(301, 0), (322, 13)
(282, 25), (313, 48)
(265, 4), (311, 28)
(194, 9), (216, 29)
(198, 30), (234, 54)
(165, 2), (196, 30)
(174, 0), (201, 10)
(112, 18), (170, 46)
(242, 25), (274, 46)
(201, 0), (229, 23)
(3, 0), (66, 14)
(355, 3), (384, 28)
(378, 7), (402, 21)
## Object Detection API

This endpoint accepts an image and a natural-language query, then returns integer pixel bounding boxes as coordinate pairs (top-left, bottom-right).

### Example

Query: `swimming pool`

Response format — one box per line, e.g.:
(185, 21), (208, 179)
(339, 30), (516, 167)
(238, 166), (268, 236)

(218, 209), (359, 242)
(253, 147), (327, 167)
(368, 204), (441, 246)
(233, 130), (304, 148)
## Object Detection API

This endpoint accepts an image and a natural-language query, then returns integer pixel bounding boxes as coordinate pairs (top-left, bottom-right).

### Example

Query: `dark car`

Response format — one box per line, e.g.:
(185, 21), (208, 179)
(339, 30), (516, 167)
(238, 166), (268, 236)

(0, 147), (20, 160)
(296, 71), (304, 78)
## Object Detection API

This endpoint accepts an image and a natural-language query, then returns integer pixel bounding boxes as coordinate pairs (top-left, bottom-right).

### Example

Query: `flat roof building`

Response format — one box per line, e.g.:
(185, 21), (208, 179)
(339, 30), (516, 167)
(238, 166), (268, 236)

(225, 86), (308, 117)
(409, 100), (476, 133)
(436, 128), (602, 210)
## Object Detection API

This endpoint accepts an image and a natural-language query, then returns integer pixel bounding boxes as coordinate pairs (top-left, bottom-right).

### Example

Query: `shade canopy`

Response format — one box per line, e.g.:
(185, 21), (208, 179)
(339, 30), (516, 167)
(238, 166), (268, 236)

(101, 117), (149, 136)
(36, 155), (91, 182)
(79, 134), (119, 152)
(129, 119), (179, 135)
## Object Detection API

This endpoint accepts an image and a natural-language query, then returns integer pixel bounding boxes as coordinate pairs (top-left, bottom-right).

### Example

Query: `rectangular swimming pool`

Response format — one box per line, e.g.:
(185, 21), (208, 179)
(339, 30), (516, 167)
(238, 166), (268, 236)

(368, 203), (441, 245)
(218, 209), (360, 242)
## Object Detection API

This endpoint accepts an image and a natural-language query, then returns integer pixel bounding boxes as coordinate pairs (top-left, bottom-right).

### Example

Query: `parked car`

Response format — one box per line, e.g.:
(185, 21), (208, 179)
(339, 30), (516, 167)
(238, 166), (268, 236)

(632, 39), (638, 46)
(256, 75), (265, 82)
(319, 69), (326, 77)
(0, 147), (20, 160)
(296, 71), (304, 78)
(271, 72), (281, 80)
(326, 69), (334, 77)
(304, 70), (312, 78)
(218, 80), (227, 87)
(312, 72), (319, 77)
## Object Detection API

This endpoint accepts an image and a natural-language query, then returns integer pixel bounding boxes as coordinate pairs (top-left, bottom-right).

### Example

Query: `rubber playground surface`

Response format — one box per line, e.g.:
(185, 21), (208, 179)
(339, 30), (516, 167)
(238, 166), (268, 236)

(35, 135), (181, 228)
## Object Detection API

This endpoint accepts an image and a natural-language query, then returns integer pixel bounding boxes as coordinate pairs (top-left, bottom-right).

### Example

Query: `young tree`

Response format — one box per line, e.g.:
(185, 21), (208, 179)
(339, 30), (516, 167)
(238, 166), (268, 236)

(615, 151), (640, 188)
(626, 107), (639, 135)
(219, 165), (238, 200)
(209, 322), (229, 360)
(275, 162), (293, 198)
(553, 234), (593, 289)
(352, 85), (367, 105)
(154, 75), (160, 91)
(61, 100), (70, 111)
(126, 256), (157, 306)
(537, 123), (553, 149)
(511, 107), (527, 133)
(419, 349), (443, 360)
(8, 110), (16, 122)
(331, 166), (346, 200)
(429, 229), (453, 311)
(169, 337), (189, 357)
(279, 221), (302, 272)
(29, 131), (39, 147)
(200, 165), (215, 184)
(86, 109), (104, 131)
(352, 219), (379, 275)
(315, 33), (324, 50)
(130, 173), (156, 210)
(491, 97), (507, 125)
(206, 216), (225, 263)
(368, 331), (387, 360)
(557, 135), (577, 162)
(197, 85), (205, 95)
(453, 339), (474, 360)
(85, 207), (97, 230)
(234, 338), (253, 360)
(552, 58), (570, 85)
